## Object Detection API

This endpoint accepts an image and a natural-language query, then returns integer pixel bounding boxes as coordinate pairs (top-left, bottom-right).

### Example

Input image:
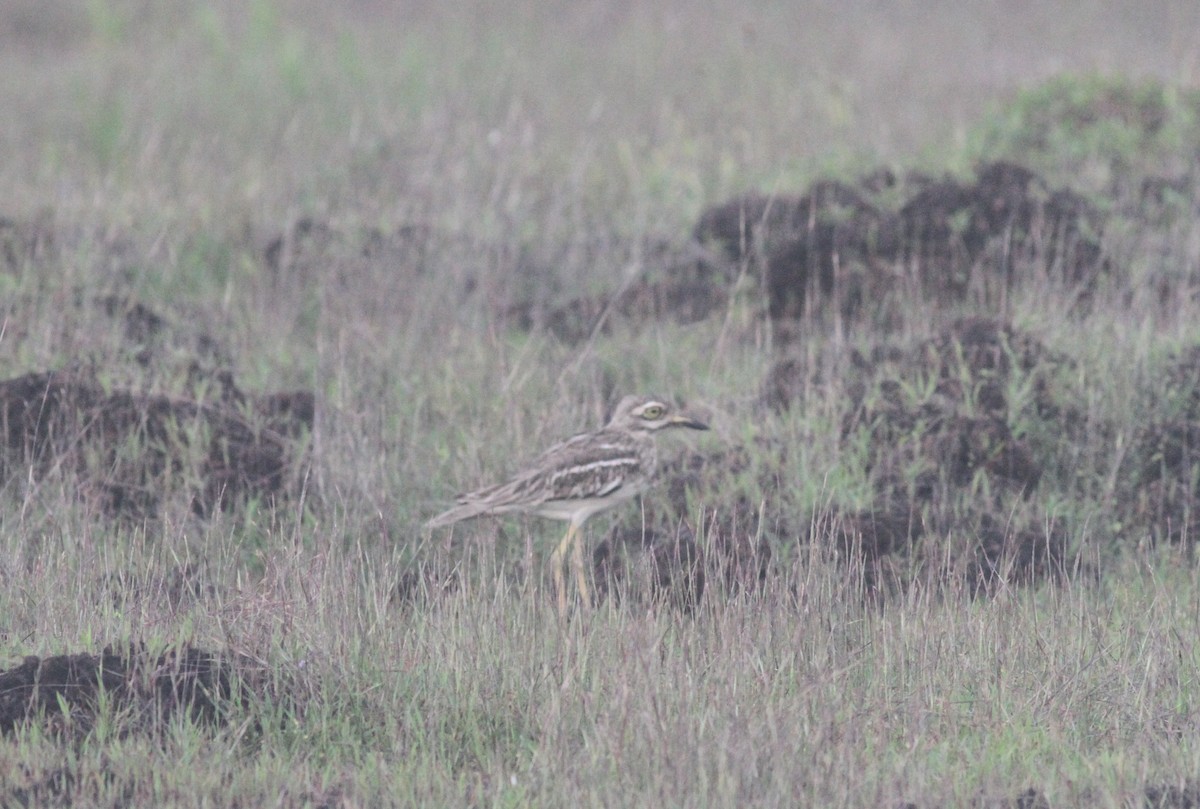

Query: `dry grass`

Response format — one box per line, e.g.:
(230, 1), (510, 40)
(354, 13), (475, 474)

(2, 1), (1200, 806)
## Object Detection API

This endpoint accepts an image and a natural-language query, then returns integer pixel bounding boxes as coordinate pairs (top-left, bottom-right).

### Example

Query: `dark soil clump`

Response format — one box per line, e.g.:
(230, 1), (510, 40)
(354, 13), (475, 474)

(1122, 346), (1200, 545)
(897, 161), (1106, 305)
(593, 521), (706, 610)
(93, 294), (229, 371)
(772, 318), (1080, 595)
(502, 161), (1107, 342)
(833, 318), (1070, 507)
(663, 446), (777, 594)
(0, 367), (314, 518)
(949, 510), (1074, 596)
(819, 507), (923, 599)
(1145, 780), (1200, 809)
(0, 644), (261, 737)
(593, 442), (776, 604)
(694, 180), (898, 325)
(818, 503), (1074, 601)
(689, 162), (1107, 336)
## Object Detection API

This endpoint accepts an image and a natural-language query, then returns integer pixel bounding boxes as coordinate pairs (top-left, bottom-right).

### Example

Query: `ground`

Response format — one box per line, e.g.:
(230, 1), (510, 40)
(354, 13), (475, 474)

(1, 1), (1200, 807)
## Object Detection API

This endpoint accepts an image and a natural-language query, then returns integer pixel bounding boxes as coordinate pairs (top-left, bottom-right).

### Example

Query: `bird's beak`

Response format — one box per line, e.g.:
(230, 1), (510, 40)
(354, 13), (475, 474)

(669, 413), (710, 431)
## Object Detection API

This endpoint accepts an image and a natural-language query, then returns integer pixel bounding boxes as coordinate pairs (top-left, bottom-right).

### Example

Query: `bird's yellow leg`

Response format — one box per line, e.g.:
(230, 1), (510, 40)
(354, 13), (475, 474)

(570, 526), (591, 609)
(550, 523), (577, 618)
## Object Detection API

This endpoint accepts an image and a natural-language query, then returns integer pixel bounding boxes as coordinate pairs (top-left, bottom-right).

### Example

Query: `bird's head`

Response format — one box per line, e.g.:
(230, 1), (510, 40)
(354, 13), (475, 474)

(607, 395), (710, 434)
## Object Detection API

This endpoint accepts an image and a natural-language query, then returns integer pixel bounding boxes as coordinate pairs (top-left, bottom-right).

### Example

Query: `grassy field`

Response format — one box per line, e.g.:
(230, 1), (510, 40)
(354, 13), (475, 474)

(3, 1), (1200, 806)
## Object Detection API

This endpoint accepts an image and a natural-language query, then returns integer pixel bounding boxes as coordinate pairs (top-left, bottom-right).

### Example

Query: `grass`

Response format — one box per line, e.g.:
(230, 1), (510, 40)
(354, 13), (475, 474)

(3, 0), (1200, 806)
(6, 521), (1200, 806)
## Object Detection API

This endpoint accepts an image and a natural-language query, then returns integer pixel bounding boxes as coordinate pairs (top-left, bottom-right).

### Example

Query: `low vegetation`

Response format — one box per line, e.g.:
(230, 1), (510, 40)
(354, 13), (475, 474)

(1, 1), (1200, 806)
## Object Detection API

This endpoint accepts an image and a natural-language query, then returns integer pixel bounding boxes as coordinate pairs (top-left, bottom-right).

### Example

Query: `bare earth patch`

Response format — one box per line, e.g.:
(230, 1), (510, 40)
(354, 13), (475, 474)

(0, 367), (313, 518)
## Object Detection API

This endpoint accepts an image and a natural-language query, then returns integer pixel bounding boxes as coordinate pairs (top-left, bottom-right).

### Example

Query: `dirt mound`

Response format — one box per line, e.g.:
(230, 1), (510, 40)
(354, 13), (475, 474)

(819, 507), (923, 599)
(0, 368), (314, 518)
(2, 288), (230, 382)
(1122, 346), (1200, 545)
(818, 504), (1073, 600)
(898, 161), (1105, 302)
(1146, 780), (1200, 809)
(592, 521), (706, 610)
(592, 443), (776, 604)
(773, 319), (1078, 594)
(693, 180), (899, 324)
(693, 181), (889, 267)
(0, 644), (260, 737)
(598, 356), (1075, 600)
(1128, 415), (1195, 542)
(492, 160), (1107, 342)
(827, 318), (1069, 503)
(592, 509), (772, 608)
(661, 445), (776, 593)
(945, 510), (1073, 596)
(692, 192), (795, 264)
(93, 294), (229, 372)
(691, 162), (1107, 333)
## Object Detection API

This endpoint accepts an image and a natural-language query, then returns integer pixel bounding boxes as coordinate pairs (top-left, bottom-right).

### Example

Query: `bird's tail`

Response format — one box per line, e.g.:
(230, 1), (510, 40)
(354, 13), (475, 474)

(424, 501), (491, 530)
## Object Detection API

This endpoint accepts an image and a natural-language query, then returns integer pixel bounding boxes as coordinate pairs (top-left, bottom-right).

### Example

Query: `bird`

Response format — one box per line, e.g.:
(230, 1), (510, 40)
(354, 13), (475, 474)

(426, 394), (709, 615)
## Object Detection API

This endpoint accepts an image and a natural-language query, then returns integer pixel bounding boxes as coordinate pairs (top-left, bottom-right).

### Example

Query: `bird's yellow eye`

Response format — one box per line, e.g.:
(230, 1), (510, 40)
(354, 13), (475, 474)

(640, 404), (665, 420)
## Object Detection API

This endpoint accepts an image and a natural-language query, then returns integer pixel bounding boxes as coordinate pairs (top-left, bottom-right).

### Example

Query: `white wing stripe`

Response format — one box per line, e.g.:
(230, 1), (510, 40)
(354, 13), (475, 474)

(549, 456), (639, 484)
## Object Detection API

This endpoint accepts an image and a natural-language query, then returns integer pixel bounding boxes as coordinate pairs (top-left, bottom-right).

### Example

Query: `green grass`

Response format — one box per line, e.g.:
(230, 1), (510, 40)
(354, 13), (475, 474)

(2, 0), (1200, 806)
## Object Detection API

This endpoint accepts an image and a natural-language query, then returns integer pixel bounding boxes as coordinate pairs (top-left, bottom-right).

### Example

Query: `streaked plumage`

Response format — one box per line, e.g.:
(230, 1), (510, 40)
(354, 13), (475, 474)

(427, 394), (709, 614)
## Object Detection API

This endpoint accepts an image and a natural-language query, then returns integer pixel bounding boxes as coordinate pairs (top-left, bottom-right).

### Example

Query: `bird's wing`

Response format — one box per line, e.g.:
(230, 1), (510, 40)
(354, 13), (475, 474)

(430, 431), (645, 524)
(533, 430), (646, 502)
